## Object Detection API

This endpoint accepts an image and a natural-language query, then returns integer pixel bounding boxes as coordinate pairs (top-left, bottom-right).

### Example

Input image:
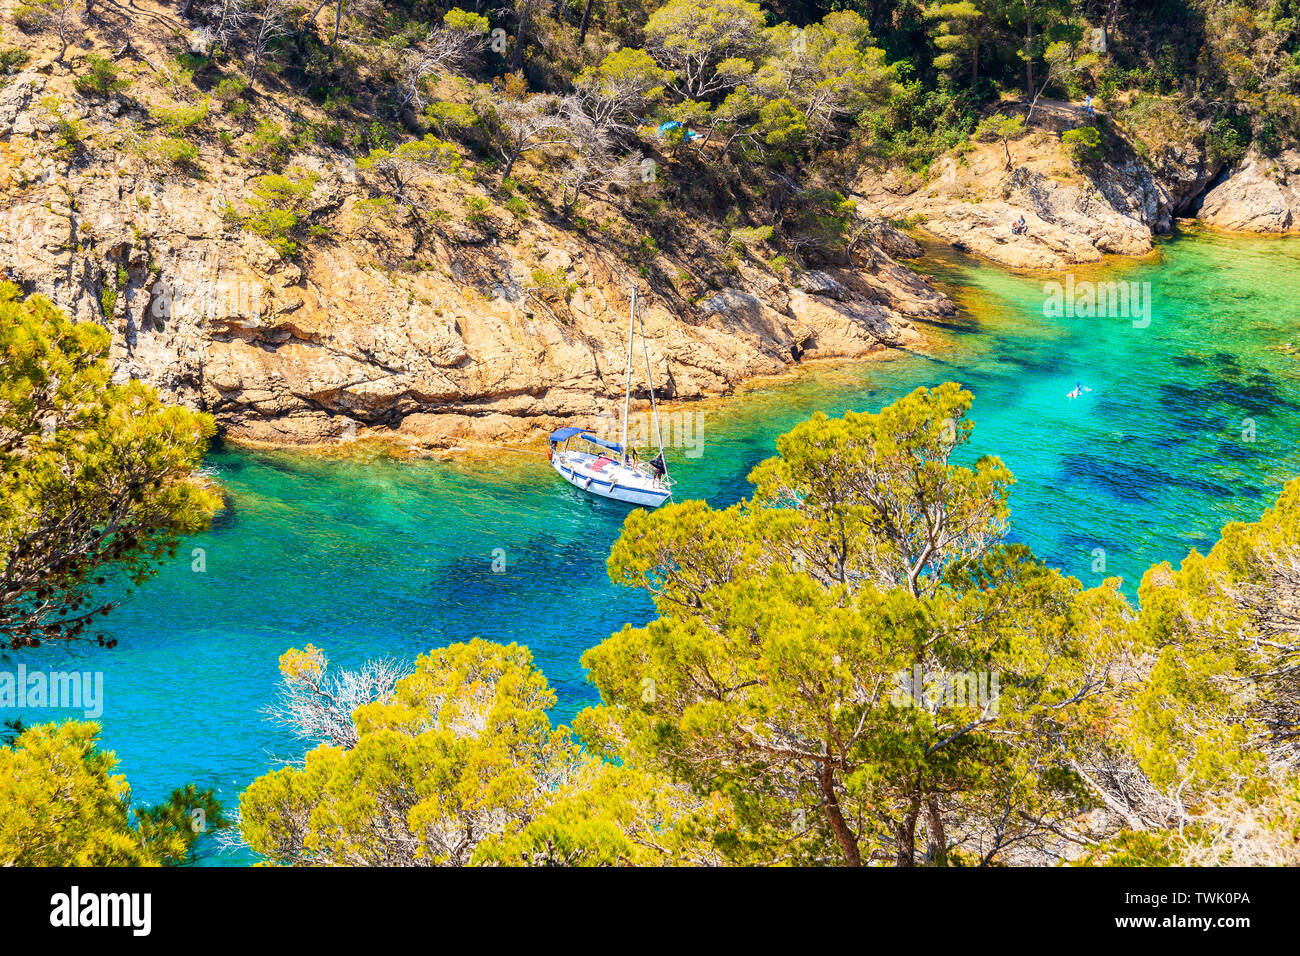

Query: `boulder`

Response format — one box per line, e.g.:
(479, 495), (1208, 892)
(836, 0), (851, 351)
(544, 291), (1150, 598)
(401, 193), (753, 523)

(1198, 150), (1300, 233)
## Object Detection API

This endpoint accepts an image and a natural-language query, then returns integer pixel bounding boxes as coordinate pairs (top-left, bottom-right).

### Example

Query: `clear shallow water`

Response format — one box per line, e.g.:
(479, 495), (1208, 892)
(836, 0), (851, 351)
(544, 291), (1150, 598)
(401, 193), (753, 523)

(6, 228), (1300, 863)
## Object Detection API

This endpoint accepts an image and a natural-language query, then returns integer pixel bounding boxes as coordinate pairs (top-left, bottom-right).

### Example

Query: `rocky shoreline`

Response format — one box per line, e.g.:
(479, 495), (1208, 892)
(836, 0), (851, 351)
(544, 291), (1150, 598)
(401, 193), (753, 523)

(5, 62), (1300, 453)
(853, 104), (1300, 272)
(0, 65), (955, 453)
(1195, 149), (1300, 233)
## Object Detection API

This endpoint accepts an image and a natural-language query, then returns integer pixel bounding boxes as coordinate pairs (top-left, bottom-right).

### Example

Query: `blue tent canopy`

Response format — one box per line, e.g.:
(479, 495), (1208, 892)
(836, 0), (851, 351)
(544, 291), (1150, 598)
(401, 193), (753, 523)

(548, 428), (623, 454)
(656, 120), (702, 141)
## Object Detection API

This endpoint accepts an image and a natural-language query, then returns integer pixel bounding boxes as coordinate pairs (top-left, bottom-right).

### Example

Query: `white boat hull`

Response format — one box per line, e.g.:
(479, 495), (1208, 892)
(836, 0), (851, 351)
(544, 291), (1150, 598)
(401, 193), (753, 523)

(551, 451), (672, 508)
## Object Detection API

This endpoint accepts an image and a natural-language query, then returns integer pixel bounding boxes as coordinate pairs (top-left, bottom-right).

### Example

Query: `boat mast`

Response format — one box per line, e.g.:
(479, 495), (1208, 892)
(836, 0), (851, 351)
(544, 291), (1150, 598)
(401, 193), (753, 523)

(620, 287), (636, 461)
(639, 307), (669, 485)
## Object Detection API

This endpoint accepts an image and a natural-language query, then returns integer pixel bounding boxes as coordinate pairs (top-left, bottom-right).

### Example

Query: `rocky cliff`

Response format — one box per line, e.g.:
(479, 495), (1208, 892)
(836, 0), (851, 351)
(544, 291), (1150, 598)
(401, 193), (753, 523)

(0, 56), (951, 451)
(1196, 149), (1300, 233)
(853, 100), (1225, 271)
(8, 7), (1294, 457)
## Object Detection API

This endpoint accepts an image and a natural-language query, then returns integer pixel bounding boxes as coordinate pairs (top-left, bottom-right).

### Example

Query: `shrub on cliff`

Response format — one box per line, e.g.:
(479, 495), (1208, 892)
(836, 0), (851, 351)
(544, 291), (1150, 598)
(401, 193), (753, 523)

(152, 97), (210, 136)
(1062, 124), (1104, 163)
(241, 170), (320, 259)
(35, 95), (86, 159)
(73, 54), (130, 98)
(154, 135), (201, 171)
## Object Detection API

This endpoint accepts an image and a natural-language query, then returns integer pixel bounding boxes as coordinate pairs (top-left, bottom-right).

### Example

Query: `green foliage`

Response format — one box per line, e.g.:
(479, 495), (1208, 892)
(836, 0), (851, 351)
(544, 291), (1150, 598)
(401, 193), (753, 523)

(1130, 477), (1300, 804)
(529, 267), (576, 301)
(0, 284), (220, 648)
(152, 98), (209, 136)
(442, 7), (489, 36)
(575, 46), (670, 122)
(1112, 93), (1202, 164)
(356, 134), (465, 210)
(861, 77), (978, 171)
(353, 195), (399, 230)
(730, 224), (773, 246)
(645, 0), (765, 100)
(0, 722), (225, 865)
(1061, 124), (1103, 163)
(155, 136), (200, 170)
(1074, 828), (1190, 867)
(13, 0), (54, 30)
(756, 98), (808, 158)
(756, 12), (896, 143)
(582, 383), (1131, 865)
(98, 263), (126, 316)
(366, 120), (394, 152)
(0, 48), (29, 74)
(240, 640), (723, 866)
(422, 101), (477, 137)
(925, 2), (987, 81)
(73, 54), (129, 98)
(239, 640), (586, 865)
(213, 75), (248, 110)
(243, 170), (320, 259)
(36, 96), (86, 159)
(245, 118), (293, 169)
(501, 189), (528, 218)
(975, 111), (1026, 143)
(1206, 117), (1248, 166)
(1199, 0), (1300, 153)
(782, 187), (856, 260)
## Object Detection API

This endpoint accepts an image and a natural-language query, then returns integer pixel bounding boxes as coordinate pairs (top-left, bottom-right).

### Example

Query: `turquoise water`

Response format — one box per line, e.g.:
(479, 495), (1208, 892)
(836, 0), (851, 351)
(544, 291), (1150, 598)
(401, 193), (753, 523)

(6, 228), (1300, 863)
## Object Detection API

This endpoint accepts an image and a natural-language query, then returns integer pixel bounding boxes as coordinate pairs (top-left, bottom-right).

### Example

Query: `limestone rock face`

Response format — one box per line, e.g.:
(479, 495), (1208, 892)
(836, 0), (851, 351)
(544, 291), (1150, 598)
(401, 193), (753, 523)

(1143, 140), (1222, 217)
(856, 134), (1167, 270)
(1198, 150), (1300, 233)
(853, 113), (1221, 271)
(0, 67), (953, 452)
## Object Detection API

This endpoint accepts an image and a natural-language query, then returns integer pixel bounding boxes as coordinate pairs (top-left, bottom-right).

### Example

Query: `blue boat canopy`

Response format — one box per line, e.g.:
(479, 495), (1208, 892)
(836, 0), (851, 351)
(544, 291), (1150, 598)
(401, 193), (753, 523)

(549, 428), (623, 454)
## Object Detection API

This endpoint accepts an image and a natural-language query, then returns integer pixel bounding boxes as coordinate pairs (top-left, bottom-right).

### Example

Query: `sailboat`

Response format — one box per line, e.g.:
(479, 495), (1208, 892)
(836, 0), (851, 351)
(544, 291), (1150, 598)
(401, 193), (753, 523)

(548, 289), (675, 508)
